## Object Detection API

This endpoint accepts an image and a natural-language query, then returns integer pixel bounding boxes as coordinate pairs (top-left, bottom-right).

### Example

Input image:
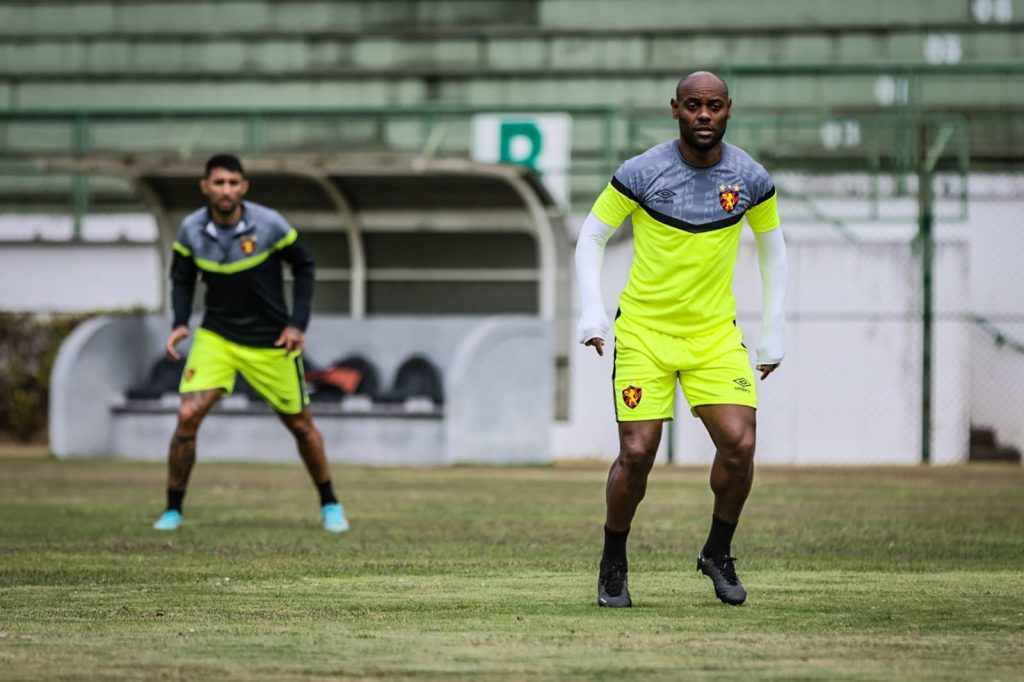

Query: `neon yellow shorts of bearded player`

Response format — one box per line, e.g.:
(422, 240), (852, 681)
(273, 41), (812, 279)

(179, 327), (308, 414)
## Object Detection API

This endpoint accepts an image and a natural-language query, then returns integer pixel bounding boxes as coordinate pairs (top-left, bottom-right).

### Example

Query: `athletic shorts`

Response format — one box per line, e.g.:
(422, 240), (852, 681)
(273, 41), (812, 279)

(179, 327), (309, 414)
(612, 314), (757, 422)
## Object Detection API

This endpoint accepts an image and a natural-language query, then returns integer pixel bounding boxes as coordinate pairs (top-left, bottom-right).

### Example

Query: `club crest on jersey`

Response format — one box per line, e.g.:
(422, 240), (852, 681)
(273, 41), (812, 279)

(719, 184), (741, 212)
(241, 235), (258, 255)
(621, 385), (642, 409)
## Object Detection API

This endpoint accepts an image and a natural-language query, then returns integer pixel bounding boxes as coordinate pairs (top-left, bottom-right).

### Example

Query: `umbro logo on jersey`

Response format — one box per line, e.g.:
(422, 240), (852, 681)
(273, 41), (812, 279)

(652, 188), (676, 204)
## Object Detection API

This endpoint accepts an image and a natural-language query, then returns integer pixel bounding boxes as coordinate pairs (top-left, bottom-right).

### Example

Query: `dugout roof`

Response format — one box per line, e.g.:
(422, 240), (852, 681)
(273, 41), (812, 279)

(38, 153), (569, 327)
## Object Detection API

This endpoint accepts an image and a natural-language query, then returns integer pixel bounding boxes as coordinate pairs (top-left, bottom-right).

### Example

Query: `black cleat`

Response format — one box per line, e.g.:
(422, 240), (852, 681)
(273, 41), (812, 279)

(597, 561), (632, 607)
(697, 552), (746, 605)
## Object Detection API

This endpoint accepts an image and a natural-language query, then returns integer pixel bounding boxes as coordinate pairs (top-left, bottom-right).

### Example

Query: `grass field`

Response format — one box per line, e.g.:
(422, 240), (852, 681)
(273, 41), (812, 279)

(1, 454), (1022, 681)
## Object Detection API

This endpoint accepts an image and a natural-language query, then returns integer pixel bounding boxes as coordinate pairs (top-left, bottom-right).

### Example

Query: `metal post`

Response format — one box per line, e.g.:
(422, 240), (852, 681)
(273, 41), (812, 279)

(244, 113), (264, 153)
(70, 115), (90, 239)
(666, 417), (675, 465)
(917, 121), (934, 465)
(868, 140), (880, 221)
(603, 109), (617, 177)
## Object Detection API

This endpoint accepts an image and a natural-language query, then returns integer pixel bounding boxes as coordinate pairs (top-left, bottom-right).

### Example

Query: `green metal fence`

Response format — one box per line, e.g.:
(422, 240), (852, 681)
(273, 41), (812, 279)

(0, 105), (980, 224)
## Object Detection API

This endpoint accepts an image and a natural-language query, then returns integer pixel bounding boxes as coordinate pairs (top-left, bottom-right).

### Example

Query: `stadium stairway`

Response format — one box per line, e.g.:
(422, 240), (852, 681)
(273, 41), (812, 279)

(968, 426), (1023, 463)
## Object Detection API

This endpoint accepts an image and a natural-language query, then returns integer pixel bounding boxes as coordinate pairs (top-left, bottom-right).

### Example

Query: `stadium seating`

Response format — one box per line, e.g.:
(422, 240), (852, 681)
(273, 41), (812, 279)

(1, 0), (1020, 207)
(376, 355), (445, 405)
(307, 355), (383, 402)
(125, 357), (182, 401)
(127, 350), (444, 409)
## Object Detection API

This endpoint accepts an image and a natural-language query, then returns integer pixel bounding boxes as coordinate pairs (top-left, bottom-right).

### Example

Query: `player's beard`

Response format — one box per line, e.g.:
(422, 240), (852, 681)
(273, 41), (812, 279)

(680, 119), (727, 152)
(211, 199), (238, 219)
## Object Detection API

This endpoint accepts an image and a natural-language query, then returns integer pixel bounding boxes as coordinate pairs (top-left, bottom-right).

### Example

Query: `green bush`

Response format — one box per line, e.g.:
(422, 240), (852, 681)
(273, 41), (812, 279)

(0, 312), (90, 442)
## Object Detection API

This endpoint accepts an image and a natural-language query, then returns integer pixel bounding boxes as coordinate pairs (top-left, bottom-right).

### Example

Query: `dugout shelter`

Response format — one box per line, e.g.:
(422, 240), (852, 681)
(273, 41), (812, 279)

(47, 153), (570, 464)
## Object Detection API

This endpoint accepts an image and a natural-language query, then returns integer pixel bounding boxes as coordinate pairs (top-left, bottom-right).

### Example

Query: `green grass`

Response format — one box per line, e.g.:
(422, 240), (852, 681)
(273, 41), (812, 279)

(1, 456), (1022, 680)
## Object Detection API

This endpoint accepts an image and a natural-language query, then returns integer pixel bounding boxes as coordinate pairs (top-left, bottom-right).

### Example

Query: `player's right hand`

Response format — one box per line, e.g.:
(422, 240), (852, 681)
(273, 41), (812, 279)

(165, 325), (190, 362)
(584, 337), (606, 356)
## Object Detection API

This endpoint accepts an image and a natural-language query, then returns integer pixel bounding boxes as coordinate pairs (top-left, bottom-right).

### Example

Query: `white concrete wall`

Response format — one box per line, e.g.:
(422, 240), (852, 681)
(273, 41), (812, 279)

(0, 213), (161, 312)
(0, 242), (162, 312)
(554, 227), (972, 465)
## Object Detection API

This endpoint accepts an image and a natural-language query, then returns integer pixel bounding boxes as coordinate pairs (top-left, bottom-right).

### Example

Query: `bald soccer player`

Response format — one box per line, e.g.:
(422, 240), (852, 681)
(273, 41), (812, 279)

(576, 72), (788, 607)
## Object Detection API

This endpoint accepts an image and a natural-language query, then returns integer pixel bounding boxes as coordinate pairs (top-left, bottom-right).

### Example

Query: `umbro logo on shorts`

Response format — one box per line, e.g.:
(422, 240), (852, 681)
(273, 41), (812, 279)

(733, 377), (751, 392)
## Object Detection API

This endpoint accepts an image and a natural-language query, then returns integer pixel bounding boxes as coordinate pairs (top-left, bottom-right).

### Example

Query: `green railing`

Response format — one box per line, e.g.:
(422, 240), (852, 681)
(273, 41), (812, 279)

(0, 104), (622, 227)
(969, 314), (1024, 356)
(0, 106), (973, 226)
(6, 61), (1020, 223)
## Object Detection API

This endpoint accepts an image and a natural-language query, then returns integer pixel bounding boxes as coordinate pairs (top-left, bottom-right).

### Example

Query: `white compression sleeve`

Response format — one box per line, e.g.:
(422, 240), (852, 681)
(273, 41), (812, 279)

(753, 227), (788, 365)
(574, 211), (619, 344)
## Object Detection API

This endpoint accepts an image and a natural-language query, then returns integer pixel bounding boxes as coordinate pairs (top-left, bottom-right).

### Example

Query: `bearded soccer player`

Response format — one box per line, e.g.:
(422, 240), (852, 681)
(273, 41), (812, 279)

(576, 72), (788, 607)
(151, 154), (348, 533)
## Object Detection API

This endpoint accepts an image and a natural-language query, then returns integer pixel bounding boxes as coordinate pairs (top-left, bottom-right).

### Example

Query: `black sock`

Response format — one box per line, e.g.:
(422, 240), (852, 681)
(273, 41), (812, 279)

(702, 515), (737, 558)
(601, 526), (630, 568)
(316, 479), (338, 506)
(167, 488), (185, 514)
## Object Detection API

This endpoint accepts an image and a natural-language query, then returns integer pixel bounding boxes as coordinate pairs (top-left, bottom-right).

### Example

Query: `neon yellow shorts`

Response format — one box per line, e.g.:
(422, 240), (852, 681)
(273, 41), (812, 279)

(612, 315), (757, 421)
(180, 328), (309, 414)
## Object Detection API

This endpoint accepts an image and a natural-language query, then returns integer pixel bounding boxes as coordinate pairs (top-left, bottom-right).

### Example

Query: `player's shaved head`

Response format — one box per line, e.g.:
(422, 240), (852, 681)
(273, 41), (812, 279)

(670, 70), (732, 165)
(676, 71), (729, 99)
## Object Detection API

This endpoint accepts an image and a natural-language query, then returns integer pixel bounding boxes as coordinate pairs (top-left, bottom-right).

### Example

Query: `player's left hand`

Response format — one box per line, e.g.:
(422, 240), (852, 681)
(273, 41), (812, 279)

(275, 326), (305, 353)
(585, 337), (605, 356)
(756, 363), (780, 380)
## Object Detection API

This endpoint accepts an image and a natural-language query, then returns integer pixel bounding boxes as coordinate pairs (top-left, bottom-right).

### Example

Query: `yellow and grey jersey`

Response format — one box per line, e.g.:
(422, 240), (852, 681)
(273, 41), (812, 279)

(171, 200), (315, 348)
(592, 141), (780, 338)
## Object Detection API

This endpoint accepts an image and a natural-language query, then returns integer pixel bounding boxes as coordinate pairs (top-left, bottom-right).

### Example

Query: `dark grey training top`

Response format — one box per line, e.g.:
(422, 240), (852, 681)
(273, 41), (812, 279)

(170, 200), (315, 348)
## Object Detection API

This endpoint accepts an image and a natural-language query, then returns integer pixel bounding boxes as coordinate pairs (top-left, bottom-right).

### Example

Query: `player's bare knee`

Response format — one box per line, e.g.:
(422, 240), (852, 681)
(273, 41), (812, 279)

(175, 403), (204, 436)
(720, 432), (755, 470)
(717, 421), (754, 454)
(285, 415), (317, 440)
(618, 441), (656, 475)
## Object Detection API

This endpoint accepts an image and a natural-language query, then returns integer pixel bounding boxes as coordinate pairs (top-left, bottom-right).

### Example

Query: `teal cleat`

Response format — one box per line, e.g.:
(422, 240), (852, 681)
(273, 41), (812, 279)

(152, 509), (182, 531)
(321, 503), (349, 533)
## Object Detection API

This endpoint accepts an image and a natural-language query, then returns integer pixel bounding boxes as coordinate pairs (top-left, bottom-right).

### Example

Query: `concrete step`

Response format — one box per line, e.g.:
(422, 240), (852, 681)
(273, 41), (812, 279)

(969, 426), (1023, 463)
(539, 0), (1013, 30)
(1, 28), (1020, 76)
(2, 0), (1011, 36)
(4, 70), (1024, 112)
(970, 427), (997, 448)
(0, 0), (541, 36)
(969, 445), (1023, 463)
